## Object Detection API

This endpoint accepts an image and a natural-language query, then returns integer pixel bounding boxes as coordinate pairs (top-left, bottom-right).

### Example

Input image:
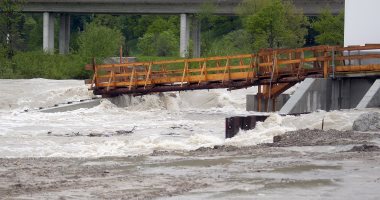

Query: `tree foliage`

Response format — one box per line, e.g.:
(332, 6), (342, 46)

(312, 9), (344, 45)
(0, 0), (24, 59)
(1, 1), (343, 79)
(137, 16), (179, 56)
(206, 29), (252, 56)
(77, 22), (124, 62)
(241, 0), (309, 51)
(137, 30), (178, 56)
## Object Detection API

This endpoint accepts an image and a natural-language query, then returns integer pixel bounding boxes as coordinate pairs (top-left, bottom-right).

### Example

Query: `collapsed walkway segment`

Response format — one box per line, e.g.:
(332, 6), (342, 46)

(86, 44), (380, 110)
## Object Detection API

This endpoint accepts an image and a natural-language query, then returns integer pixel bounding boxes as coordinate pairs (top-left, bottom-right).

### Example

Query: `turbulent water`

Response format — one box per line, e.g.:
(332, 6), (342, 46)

(0, 79), (379, 158)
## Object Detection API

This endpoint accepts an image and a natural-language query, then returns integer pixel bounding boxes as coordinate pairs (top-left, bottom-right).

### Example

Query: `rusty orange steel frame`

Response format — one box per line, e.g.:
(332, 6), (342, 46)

(86, 44), (380, 102)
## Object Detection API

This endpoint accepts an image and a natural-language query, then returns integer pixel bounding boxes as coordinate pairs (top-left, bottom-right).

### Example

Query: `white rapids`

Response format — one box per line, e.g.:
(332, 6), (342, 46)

(0, 79), (378, 158)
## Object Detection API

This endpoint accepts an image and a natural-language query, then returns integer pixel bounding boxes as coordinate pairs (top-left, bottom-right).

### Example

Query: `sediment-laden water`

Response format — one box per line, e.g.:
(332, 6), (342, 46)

(0, 79), (379, 199)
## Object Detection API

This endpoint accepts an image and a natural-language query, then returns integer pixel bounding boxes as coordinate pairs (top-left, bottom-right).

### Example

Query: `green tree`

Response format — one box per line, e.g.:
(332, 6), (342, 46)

(312, 9), (344, 45)
(236, 0), (270, 16)
(137, 32), (156, 55)
(77, 22), (124, 62)
(207, 29), (252, 56)
(24, 15), (43, 51)
(136, 16), (179, 56)
(137, 30), (178, 56)
(156, 31), (178, 56)
(241, 0), (308, 51)
(0, 0), (24, 59)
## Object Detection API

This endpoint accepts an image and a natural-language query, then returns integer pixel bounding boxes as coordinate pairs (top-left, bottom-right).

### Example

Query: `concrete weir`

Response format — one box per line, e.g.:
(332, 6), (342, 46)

(278, 78), (380, 115)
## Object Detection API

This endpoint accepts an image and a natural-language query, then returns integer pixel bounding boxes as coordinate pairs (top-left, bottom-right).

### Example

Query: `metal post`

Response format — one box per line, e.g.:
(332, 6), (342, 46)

(257, 85), (261, 112)
(119, 45), (123, 64)
(332, 47), (335, 78)
(323, 51), (328, 79)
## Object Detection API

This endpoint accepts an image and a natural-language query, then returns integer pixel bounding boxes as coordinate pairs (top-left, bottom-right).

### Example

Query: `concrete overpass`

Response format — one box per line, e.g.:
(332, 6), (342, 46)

(21, 0), (344, 56)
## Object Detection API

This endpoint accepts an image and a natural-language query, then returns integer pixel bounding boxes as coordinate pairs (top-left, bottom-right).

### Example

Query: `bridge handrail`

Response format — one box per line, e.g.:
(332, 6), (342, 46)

(86, 44), (380, 95)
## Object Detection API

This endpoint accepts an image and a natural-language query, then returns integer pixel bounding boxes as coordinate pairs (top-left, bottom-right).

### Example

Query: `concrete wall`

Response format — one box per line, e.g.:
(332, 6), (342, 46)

(279, 79), (329, 114)
(247, 94), (290, 112)
(279, 78), (377, 115)
(329, 78), (374, 109)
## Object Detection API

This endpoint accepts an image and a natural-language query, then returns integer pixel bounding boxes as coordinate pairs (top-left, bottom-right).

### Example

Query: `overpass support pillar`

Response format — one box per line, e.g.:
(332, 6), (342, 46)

(191, 17), (201, 58)
(43, 12), (55, 53)
(59, 14), (70, 54)
(180, 14), (190, 58)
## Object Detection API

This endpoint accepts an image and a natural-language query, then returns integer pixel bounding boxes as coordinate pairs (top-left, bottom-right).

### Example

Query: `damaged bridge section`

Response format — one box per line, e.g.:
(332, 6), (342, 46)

(86, 44), (380, 113)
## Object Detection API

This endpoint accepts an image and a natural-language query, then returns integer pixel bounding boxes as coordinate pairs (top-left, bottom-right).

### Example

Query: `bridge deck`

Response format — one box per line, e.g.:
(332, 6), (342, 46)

(23, 0), (343, 15)
(86, 45), (380, 97)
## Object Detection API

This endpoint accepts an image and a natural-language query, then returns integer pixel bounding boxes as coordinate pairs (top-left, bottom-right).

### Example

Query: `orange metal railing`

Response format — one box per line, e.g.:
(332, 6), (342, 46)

(86, 44), (380, 97)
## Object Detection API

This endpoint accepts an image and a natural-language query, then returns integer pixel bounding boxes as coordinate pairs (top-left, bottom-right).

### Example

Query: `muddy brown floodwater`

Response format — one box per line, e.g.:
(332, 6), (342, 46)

(1, 129), (380, 200)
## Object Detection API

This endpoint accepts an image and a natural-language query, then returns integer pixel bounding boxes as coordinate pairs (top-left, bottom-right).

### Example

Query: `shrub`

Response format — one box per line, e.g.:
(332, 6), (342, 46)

(77, 22), (124, 63)
(137, 31), (178, 57)
(206, 29), (252, 56)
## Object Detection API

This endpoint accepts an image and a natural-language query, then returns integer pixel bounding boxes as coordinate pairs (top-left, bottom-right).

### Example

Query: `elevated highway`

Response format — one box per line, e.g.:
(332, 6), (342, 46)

(21, 0), (344, 56)
(22, 0), (344, 16)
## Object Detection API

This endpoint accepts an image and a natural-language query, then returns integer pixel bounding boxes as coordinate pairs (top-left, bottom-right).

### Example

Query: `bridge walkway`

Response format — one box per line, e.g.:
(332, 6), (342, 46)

(86, 44), (380, 110)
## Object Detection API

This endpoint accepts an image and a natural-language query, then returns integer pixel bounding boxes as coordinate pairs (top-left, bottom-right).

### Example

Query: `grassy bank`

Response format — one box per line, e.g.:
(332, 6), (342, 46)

(0, 51), (90, 79)
(0, 51), (183, 80)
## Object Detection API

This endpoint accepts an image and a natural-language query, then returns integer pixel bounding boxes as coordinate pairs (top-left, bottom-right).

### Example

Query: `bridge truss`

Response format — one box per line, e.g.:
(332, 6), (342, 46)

(86, 44), (380, 111)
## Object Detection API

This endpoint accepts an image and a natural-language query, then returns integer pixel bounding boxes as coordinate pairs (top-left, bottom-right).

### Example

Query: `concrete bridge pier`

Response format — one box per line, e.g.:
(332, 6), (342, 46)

(191, 17), (201, 58)
(59, 14), (70, 54)
(43, 12), (55, 53)
(43, 12), (71, 54)
(180, 14), (201, 58)
(180, 14), (190, 57)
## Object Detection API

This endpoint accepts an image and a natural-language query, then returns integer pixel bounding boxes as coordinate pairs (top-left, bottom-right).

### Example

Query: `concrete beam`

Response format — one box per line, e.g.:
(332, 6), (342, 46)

(357, 79), (380, 109)
(43, 12), (55, 53)
(22, 0), (344, 16)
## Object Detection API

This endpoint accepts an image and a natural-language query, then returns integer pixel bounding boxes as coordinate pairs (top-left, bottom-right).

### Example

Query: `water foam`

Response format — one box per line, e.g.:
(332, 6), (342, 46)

(227, 108), (380, 147)
(0, 79), (93, 111)
(0, 79), (378, 158)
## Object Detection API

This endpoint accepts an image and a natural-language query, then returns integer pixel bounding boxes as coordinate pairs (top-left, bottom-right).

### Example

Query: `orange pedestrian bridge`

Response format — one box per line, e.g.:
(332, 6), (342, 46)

(86, 44), (380, 110)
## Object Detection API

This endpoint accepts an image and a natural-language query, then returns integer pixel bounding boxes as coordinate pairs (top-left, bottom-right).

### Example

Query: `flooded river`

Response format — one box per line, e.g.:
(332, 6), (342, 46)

(0, 79), (379, 199)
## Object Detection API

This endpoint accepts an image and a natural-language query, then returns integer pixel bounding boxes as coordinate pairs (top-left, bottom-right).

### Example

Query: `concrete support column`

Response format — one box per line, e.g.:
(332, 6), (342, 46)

(43, 12), (55, 53)
(59, 14), (71, 54)
(180, 14), (190, 58)
(191, 17), (201, 58)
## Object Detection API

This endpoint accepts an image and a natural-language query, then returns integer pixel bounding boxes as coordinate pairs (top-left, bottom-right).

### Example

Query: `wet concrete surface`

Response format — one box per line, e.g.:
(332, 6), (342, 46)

(1, 129), (380, 200)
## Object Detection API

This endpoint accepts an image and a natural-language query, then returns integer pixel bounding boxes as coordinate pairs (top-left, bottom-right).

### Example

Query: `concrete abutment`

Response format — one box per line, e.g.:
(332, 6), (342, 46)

(275, 78), (380, 115)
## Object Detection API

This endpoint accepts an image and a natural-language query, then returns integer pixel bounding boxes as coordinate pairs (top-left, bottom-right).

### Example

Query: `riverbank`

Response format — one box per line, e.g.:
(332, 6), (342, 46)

(1, 129), (379, 199)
